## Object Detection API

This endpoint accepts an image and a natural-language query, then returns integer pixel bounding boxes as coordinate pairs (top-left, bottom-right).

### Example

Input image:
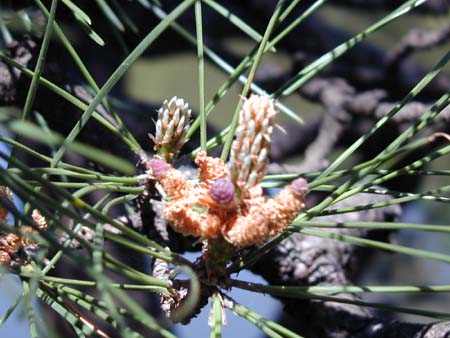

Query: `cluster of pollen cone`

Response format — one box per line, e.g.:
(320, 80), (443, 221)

(0, 186), (47, 266)
(148, 95), (307, 247)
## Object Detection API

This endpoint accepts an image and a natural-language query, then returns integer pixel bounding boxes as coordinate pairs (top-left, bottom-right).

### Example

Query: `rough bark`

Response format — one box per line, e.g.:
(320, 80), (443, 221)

(251, 194), (450, 338)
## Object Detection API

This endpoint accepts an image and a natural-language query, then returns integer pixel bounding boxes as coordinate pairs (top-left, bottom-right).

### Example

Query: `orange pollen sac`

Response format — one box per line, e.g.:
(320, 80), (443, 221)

(163, 199), (222, 239)
(222, 207), (268, 247)
(223, 178), (308, 246)
(150, 144), (308, 245)
(195, 151), (228, 182)
(149, 157), (192, 200)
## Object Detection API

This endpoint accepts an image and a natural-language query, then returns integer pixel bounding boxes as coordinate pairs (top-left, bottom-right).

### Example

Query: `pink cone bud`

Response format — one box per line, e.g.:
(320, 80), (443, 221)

(291, 177), (308, 197)
(210, 178), (236, 204)
(149, 158), (172, 179)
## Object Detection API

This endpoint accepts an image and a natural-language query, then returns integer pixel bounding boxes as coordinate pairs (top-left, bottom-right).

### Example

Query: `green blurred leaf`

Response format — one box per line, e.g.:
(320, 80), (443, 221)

(8, 120), (136, 175)
(62, 0), (91, 25)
